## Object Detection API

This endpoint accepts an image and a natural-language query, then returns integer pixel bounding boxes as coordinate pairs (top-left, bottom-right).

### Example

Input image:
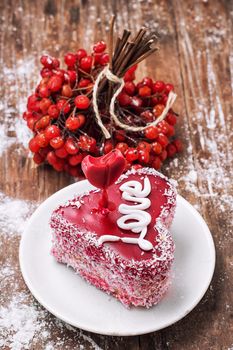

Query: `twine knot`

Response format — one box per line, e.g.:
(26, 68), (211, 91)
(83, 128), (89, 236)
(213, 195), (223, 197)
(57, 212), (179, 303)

(92, 64), (177, 139)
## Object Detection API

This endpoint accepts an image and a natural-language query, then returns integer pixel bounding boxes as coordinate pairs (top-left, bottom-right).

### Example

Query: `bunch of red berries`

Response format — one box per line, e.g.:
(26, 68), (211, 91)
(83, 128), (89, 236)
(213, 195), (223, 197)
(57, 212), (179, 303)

(23, 40), (182, 177)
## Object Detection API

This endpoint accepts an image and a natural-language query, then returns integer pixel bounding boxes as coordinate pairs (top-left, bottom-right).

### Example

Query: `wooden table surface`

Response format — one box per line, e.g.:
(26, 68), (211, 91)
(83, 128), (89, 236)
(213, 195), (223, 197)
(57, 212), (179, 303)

(0, 0), (232, 349)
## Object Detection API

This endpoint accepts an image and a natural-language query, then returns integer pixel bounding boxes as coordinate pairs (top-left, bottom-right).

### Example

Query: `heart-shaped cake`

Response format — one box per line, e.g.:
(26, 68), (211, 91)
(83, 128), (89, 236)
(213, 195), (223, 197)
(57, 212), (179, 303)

(50, 167), (177, 308)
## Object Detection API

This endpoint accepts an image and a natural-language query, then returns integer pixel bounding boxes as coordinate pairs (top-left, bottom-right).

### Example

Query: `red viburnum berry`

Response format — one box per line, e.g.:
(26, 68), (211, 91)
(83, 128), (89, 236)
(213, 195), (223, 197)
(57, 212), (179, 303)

(29, 137), (40, 153)
(47, 76), (63, 92)
(27, 94), (40, 112)
(80, 56), (93, 71)
(40, 68), (53, 78)
(66, 114), (85, 131)
(124, 71), (135, 82)
(125, 148), (138, 162)
(74, 95), (90, 109)
(140, 110), (154, 122)
(144, 126), (159, 140)
(65, 138), (79, 155)
(127, 65), (138, 75)
(123, 81), (136, 96)
(33, 153), (44, 164)
(66, 70), (77, 84)
(53, 58), (60, 69)
(40, 98), (52, 114)
(50, 136), (64, 149)
(161, 94), (168, 105)
(27, 117), (37, 130)
(166, 113), (177, 125)
(39, 85), (50, 98)
(64, 52), (77, 66)
(40, 55), (54, 69)
(115, 142), (128, 155)
(79, 135), (96, 152)
(55, 146), (69, 159)
(130, 96), (143, 109)
(151, 142), (162, 155)
(118, 93), (131, 106)
(141, 77), (153, 88)
(56, 99), (71, 114)
(138, 149), (150, 164)
(61, 84), (73, 98)
(45, 125), (60, 140)
(35, 115), (50, 130)
(157, 120), (170, 135)
(46, 151), (58, 165)
(39, 146), (50, 158)
(103, 140), (113, 154)
(23, 111), (33, 120)
(115, 130), (125, 142)
(78, 79), (91, 88)
(139, 86), (151, 97)
(93, 53), (102, 65)
(99, 53), (109, 65)
(68, 153), (83, 166)
(137, 141), (151, 152)
(93, 41), (106, 53)
(35, 132), (49, 148)
(165, 83), (174, 94)
(48, 105), (59, 119)
(157, 133), (169, 148)
(53, 158), (65, 172)
(123, 65), (137, 81)
(153, 104), (165, 117)
(151, 96), (159, 106)
(53, 69), (65, 81)
(152, 81), (165, 93)
(76, 49), (87, 61)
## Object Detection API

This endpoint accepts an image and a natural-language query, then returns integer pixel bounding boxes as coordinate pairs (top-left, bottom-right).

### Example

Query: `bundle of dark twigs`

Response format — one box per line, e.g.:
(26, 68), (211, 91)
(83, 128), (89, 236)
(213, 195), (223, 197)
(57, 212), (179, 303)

(99, 16), (158, 98)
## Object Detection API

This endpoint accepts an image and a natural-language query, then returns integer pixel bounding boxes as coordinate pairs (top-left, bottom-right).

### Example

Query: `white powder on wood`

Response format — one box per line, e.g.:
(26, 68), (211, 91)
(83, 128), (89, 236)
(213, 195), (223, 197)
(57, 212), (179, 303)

(0, 57), (37, 157)
(0, 192), (38, 236)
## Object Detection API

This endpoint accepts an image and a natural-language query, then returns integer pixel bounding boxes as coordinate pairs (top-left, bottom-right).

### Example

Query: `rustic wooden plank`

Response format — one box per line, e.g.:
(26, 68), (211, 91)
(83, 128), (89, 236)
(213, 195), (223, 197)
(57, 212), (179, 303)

(154, 0), (233, 349)
(0, 0), (232, 349)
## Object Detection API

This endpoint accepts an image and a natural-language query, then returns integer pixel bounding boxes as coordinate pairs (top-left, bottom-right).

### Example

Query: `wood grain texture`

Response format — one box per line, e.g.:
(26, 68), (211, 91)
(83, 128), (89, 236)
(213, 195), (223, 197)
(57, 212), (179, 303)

(0, 0), (232, 349)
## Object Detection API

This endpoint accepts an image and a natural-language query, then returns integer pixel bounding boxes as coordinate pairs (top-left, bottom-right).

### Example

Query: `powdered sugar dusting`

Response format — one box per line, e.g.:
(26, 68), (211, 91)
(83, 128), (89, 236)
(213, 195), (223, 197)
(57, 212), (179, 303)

(0, 293), (45, 350)
(0, 192), (38, 236)
(0, 192), (103, 350)
(0, 288), (103, 350)
(0, 124), (16, 157)
(0, 57), (37, 156)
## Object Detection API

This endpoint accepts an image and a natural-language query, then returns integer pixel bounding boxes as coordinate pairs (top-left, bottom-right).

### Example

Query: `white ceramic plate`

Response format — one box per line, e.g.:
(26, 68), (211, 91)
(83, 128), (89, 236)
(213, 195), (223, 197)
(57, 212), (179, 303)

(19, 180), (215, 336)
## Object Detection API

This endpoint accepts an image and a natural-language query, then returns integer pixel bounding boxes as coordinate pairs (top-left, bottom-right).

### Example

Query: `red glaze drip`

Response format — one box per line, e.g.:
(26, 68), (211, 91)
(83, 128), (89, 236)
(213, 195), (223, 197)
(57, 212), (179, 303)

(57, 173), (175, 261)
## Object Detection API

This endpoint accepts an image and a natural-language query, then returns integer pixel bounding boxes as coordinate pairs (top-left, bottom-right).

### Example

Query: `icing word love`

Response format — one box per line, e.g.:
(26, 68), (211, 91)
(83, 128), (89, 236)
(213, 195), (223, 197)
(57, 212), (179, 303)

(98, 177), (153, 251)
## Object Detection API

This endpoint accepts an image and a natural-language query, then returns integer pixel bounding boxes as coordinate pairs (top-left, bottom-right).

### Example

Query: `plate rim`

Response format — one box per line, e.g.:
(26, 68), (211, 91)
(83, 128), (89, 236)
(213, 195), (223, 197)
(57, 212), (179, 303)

(19, 181), (216, 336)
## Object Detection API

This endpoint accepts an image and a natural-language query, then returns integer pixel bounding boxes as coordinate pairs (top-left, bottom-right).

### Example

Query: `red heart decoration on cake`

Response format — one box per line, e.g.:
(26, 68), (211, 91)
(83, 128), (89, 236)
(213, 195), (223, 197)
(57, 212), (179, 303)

(50, 167), (177, 308)
(81, 149), (125, 189)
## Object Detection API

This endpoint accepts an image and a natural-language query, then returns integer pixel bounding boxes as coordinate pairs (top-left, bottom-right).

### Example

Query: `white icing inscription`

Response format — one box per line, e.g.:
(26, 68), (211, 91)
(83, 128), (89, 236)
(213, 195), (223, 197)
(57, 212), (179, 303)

(98, 177), (153, 251)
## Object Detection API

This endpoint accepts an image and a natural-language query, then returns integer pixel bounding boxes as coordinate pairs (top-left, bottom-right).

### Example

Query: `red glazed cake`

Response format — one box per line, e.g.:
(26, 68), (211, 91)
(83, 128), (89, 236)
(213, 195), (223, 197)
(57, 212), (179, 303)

(50, 167), (177, 308)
